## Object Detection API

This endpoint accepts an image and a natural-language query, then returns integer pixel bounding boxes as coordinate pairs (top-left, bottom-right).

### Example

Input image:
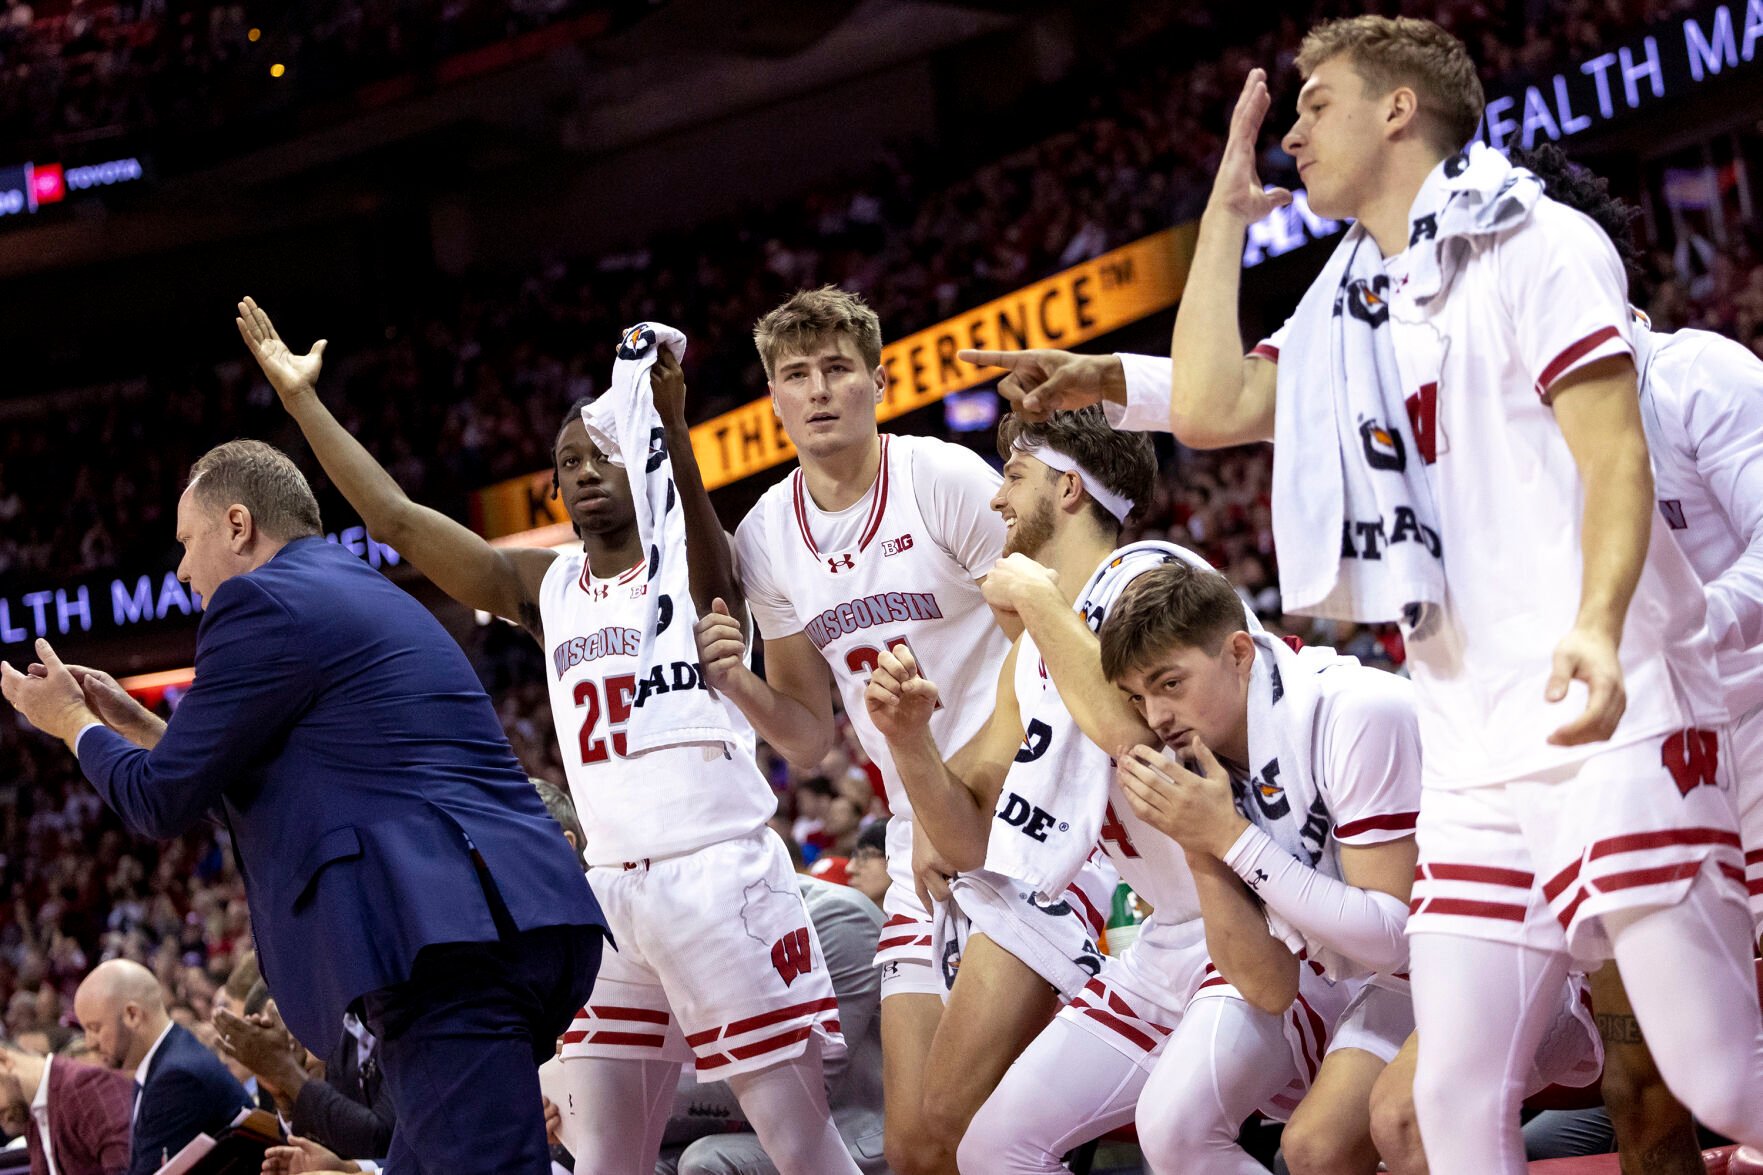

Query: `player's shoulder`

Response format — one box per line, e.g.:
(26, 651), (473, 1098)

(735, 476), (794, 546)
(895, 432), (1001, 488)
(1494, 194), (1613, 262)
(1314, 660), (1416, 736)
(1652, 327), (1763, 389)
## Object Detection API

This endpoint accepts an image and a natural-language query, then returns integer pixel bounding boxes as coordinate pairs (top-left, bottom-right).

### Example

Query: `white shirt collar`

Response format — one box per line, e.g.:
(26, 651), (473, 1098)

(133, 1021), (175, 1089)
(30, 1053), (51, 1112)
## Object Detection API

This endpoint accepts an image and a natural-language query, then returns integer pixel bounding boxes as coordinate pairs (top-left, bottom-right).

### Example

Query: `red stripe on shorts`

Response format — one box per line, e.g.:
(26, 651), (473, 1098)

(1412, 897), (1528, 922)
(1081, 1008), (1157, 1054)
(685, 997), (839, 1048)
(1588, 827), (1743, 861)
(1594, 860), (1701, 893)
(588, 1005), (670, 1024)
(1421, 863), (1535, 888)
(696, 1025), (814, 1072)
(1070, 885), (1107, 937)
(587, 1031), (667, 1049)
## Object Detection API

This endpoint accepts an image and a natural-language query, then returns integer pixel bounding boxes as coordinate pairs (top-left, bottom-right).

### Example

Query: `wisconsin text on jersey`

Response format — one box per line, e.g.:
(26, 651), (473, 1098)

(803, 591), (946, 651)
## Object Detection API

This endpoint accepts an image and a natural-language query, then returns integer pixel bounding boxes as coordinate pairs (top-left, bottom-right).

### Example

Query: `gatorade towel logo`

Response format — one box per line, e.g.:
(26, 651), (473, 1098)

(617, 323), (656, 360)
(1359, 418), (1407, 472)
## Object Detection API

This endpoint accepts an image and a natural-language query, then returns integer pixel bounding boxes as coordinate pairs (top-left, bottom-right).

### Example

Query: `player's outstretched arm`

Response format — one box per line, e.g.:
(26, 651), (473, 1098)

(1547, 355), (1649, 746)
(956, 349), (1122, 423)
(236, 297), (554, 632)
(650, 350), (744, 623)
(985, 553), (1156, 757)
(1168, 69), (1285, 449)
(1117, 742), (1298, 1012)
(866, 643), (1023, 872)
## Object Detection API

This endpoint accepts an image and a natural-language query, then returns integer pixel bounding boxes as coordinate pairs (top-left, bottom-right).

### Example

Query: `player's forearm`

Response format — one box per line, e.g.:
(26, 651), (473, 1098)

(1015, 589), (1155, 758)
(666, 420), (743, 618)
(284, 392), (417, 543)
(887, 729), (990, 870)
(721, 670), (833, 769)
(1189, 851), (1298, 1014)
(1222, 826), (1410, 976)
(1572, 431), (1652, 642)
(1169, 208), (1259, 448)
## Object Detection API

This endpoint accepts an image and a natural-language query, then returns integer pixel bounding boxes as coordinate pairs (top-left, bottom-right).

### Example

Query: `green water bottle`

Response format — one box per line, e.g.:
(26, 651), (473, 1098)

(1105, 882), (1146, 955)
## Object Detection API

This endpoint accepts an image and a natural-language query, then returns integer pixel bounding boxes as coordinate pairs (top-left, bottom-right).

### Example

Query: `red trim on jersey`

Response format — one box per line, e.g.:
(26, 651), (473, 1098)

(1336, 811), (1418, 840)
(1069, 885), (1107, 938)
(1535, 325), (1621, 398)
(1749, 878), (1763, 896)
(1419, 863), (1534, 888)
(1195, 976), (1232, 994)
(792, 436), (891, 559)
(1586, 826), (1743, 861)
(1293, 993), (1327, 1080)
(1747, 848), (1763, 866)
(579, 557), (647, 594)
(1251, 343), (1280, 362)
(1411, 897), (1528, 922)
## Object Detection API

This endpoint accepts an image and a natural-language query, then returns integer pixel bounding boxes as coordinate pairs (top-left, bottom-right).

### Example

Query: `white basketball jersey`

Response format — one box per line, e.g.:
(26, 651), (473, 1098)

(1010, 630), (1201, 923)
(737, 434), (1012, 820)
(1636, 326), (1763, 718)
(540, 552), (776, 865)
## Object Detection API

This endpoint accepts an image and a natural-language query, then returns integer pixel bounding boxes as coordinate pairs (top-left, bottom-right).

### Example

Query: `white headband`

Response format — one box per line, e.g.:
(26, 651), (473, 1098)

(1013, 440), (1135, 522)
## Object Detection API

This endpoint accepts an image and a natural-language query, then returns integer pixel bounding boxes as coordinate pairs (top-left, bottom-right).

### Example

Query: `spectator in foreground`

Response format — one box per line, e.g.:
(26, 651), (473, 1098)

(0, 1038), (133, 1175)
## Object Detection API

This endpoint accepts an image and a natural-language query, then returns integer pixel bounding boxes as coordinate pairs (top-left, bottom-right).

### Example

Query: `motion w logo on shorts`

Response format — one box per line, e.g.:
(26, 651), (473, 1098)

(1661, 728), (1720, 797)
(771, 928), (814, 986)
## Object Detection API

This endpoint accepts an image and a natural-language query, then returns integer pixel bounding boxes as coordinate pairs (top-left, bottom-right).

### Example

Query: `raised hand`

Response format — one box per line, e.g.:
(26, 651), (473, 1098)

(649, 349), (687, 425)
(981, 553), (1061, 618)
(1209, 69), (1292, 224)
(236, 296), (328, 408)
(957, 349), (1120, 422)
(58, 664), (164, 749)
(862, 645), (940, 741)
(0, 640), (95, 747)
(695, 598), (749, 696)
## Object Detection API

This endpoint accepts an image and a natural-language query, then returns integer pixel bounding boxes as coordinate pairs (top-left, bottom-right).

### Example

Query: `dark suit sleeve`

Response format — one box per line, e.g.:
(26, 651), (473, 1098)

(127, 1066), (241, 1175)
(289, 1073), (395, 1159)
(79, 576), (313, 839)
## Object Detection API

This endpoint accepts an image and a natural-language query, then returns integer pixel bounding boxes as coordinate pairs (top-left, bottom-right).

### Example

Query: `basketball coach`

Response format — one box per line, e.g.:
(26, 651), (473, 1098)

(1, 439), (608, 1174)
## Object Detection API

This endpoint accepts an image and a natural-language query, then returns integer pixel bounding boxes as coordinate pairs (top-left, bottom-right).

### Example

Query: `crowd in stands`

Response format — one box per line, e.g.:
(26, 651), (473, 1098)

(0, 2), (1757, 1145)
(0, 0), (624, 161)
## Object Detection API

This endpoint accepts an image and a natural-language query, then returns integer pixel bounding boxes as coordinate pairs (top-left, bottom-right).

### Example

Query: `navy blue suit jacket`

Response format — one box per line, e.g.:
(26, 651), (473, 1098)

(128, 1023), (250, 1175)
(80, 538), (607, 1056)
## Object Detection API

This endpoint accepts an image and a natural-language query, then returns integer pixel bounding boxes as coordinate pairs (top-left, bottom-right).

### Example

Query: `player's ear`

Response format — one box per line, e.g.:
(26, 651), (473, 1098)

(872, 363), (887, 405)
(227, 504), (254, 551)
(1384, 84), (1419, 138)
(1229, 630), (1256, 674)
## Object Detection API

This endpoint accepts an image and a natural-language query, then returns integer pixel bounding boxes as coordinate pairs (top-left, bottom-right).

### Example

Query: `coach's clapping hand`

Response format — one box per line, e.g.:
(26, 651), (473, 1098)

(1116, 741), (1248, 859)
(237, 296), (327, 409)
(696, 598), (750, 698)
(863, 646), (940, 741)
(48, 663), (165, 749)
(958, 349), (1123, 422)
(0, 640), (101, 752)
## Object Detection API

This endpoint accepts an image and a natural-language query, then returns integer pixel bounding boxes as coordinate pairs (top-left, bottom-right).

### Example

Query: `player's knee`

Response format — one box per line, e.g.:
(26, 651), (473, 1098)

(883, 1124), (944, 1175)
(1281, 1108), (1371, 1175)
(1657, 1067), (1755, 1146)
(1135, 1083), (1225, 1164)
(1368, 1069), (1428, 1175)
(955, 1102), (1010, 1174)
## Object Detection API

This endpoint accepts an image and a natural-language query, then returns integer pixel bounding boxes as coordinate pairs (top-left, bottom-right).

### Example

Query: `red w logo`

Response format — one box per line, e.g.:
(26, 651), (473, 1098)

(771, 928), (813, 986)
(1661, 728), (1720, 796)
(1404, 382), (1438, 465)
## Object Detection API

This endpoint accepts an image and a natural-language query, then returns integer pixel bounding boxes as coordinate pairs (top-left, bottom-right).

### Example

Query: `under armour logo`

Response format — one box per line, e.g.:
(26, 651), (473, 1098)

(1251, 869), (1269, 888)
(827, 554), (856, 573)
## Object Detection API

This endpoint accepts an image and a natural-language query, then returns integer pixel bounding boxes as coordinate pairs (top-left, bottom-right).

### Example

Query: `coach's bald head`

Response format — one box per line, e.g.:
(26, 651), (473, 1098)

(74, 959), (170, 1072)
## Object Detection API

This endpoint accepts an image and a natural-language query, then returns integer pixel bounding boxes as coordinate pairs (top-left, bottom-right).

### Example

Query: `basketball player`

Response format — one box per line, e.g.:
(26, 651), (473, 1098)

(697, 287), (1110, 1175)
(867, 412), (1355, 1173)
(236, 299), (858, 1175)
(1024, 19), (1763, 1170)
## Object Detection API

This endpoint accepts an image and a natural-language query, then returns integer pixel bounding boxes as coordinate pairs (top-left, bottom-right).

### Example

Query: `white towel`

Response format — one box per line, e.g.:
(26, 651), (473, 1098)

(581, 322), (739, 754)
(1271, 143), (1539, 630)
(1228, 633), (1354, 968)
(985, 540), (1248, 900)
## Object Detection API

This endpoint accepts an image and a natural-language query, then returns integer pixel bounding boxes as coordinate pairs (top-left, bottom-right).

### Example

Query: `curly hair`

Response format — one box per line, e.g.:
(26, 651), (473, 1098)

(1508, 143), (1642, 282)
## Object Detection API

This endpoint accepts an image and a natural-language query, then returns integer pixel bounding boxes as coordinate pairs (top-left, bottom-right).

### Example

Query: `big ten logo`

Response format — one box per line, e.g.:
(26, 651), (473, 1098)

(881, 533), (914, 558)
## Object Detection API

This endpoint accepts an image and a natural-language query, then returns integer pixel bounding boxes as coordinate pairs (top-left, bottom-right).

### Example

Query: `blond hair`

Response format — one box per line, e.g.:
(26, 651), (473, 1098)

(752, 285), (884, 380)
(1296, 16), (1484, 154)
(189, 439), (322, 540)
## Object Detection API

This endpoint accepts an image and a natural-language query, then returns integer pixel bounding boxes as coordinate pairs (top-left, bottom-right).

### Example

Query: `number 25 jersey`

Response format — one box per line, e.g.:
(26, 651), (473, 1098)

(540, 552), (777, 865)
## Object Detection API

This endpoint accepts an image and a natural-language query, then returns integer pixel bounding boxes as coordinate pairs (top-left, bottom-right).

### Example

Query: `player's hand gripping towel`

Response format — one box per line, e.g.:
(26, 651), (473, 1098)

(581, 322), (739, 754)
(1271, 142), (1539, 631)
(985, 541), (1244, 901)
